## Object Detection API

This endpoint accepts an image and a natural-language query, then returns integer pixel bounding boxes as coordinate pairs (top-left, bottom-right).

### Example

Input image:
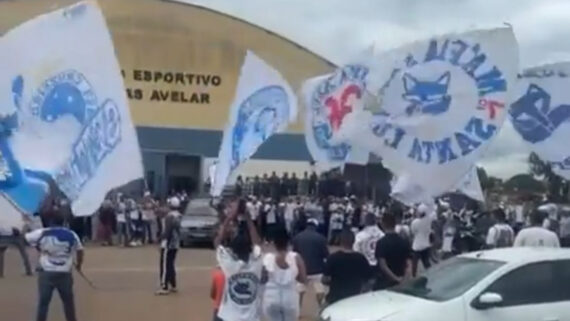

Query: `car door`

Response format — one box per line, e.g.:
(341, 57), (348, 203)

(551, 259), (570, 321)
(466, 260), (567, 321)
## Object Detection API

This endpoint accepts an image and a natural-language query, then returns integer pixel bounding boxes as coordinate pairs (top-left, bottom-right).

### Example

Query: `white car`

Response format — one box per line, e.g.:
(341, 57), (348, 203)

(321, 248), (570, 321)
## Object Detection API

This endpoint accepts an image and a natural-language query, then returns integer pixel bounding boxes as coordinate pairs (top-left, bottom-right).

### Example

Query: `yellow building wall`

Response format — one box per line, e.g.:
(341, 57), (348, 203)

(0, 0), (334, 133)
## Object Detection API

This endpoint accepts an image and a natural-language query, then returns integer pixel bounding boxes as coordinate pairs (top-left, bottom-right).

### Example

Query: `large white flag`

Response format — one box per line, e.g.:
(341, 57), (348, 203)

(302, 65), (370, 171)
(347, 27), (518, 202)
(391, 166), (484, 205)
(453, 167), (485, 202)
(0, 1), (143, 217)
(211, 51), (298, 196)
(510, 63), (570, 179)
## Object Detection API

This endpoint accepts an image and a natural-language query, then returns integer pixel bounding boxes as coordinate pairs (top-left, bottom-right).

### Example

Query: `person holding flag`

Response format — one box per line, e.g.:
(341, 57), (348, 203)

(24, 213), (84, 321)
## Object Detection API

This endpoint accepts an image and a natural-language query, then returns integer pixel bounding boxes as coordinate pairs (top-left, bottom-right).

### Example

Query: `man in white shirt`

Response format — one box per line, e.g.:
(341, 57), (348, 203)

(560, 209), (570, 247)
(141, 192), (157, 244)
(410, 203), (436, 276)
(328, 210), (344, 245)
(116, 199), (129, 246)
(156, 197), (182, 295)
(214, 199), (264, 321)
(25, 214), (83, 321)
(486, 208), (515, 248)
(354, 213), (384, 268)
(284, 198), (297, 234)
(514, 210), (560, 248)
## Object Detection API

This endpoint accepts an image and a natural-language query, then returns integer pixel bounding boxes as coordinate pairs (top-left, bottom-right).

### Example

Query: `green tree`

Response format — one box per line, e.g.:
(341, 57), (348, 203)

(477, 166), (501, 191)
(528, 152), (568, 202)
(504, 173), (545, 193)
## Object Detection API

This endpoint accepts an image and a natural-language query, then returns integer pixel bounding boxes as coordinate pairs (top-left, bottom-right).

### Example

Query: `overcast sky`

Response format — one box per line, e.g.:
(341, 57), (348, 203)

(175, 0), (570, 179)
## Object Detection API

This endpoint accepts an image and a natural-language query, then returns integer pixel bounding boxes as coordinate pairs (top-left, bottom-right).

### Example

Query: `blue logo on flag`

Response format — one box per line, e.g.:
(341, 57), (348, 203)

(402, 71), (451, 116)
(510, 83), (570, 144)
(231, 85), (289, 170)
(0, 70), (122, 213)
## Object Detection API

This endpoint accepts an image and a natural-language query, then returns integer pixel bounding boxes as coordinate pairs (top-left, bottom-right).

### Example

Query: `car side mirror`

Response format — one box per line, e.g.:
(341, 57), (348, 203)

(473, 292), (503, 310)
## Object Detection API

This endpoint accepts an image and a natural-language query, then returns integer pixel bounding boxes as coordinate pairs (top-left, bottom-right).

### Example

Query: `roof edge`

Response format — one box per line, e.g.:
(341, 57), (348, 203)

(164, 0), (336, 68)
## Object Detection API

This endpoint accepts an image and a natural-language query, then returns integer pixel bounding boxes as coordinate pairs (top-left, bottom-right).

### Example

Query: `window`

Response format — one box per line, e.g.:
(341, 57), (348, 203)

(553, 259), (570, 301)
(391, 257), (504, 302)
(485, 261), (564, 307)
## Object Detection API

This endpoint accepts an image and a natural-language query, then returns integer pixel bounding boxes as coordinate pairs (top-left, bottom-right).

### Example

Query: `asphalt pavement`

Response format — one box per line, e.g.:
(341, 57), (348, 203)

(0, 244), (321, 321)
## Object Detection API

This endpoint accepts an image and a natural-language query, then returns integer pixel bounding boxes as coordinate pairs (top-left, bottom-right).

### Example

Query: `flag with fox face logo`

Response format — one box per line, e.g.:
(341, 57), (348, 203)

(344, 27), (518, 204)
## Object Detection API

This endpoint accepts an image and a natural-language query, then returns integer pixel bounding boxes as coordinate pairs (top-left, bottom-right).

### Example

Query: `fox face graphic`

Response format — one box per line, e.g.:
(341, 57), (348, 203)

(402, 71), (451, 116)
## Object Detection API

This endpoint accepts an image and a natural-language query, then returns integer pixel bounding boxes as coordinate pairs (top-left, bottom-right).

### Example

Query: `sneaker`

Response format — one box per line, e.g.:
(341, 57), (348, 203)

(155, 289), (170, 295)
(169, 287), (178, 293)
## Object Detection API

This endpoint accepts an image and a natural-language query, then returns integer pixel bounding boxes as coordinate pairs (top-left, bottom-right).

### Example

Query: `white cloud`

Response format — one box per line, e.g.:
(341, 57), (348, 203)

(173, 0), (570, 179)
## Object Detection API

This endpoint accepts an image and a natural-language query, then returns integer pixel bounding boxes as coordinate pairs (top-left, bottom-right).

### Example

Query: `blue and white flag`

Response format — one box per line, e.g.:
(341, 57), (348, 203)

(349, 27), (518, 202)
(211, 51), (298, 196)
(0, 2), (143, 217)
(510, 63), (570, 179)
(302, 66), (370, 171)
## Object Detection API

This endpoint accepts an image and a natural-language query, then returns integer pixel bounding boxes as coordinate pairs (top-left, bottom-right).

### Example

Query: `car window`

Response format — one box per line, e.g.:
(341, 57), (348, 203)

(485, 261), (564, 307)
(184, 199), (215, 216)
(554, 259), (570, 301)
(391, 257), (504, 302)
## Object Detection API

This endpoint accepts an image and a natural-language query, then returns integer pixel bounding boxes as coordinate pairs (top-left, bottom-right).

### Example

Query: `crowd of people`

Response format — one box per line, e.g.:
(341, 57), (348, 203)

(203, 194), (569, 321)
(2, 179), (570, 321)
(218, 170), (366, 200)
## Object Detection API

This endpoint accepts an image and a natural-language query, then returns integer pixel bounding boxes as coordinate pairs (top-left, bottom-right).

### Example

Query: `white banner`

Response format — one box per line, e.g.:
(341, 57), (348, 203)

(453, 167), (485, 202)
(510, 63), (570, 179)
(391, 166), (484, 205)
(302, 64), (370, 171)
(211, 51), (298, 196)
(0, 1), (143, 217)
(350, 27), (518, 201)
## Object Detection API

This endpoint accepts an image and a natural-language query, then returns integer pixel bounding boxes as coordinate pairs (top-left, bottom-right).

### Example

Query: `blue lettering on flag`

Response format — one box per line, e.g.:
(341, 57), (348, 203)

(374, 35), (507, 166)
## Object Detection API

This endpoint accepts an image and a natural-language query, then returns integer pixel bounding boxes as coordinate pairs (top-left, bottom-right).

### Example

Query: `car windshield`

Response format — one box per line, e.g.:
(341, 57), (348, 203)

(184, 199), (215, 216)
(390, 257), (504, 302)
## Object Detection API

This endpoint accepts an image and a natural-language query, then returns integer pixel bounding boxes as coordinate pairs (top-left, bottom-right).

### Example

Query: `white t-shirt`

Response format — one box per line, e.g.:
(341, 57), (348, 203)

(330, 212), (344, 231)
(329, 202), (338, 213)
(354, 225), (384, 266)
(25, 227), (83, 272)
(411, 213), (436, 251)
(514, 227), (560, 248)
(266, 205), (276, 224)
(141, 200), (156, 221)
(395, 224), (411, 242)
(116, 202), (126, 223)
(515, 205), (525, 223)
(486, 223), (515, 248)
(129, 210), (140, 221)
(284, 203), (296, 222)
(246, 202), (256, 220)
(217, 245), (264, 321)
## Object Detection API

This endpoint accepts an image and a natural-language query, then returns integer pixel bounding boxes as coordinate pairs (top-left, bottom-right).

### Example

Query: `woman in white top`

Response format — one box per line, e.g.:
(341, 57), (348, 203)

(263, 227), (307, 321)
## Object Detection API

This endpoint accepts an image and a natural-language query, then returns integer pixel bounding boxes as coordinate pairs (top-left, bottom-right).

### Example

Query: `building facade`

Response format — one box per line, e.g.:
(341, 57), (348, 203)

(0, 0), (335, 197)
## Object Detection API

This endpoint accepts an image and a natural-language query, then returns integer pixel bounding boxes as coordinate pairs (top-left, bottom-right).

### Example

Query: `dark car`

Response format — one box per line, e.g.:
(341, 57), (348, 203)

(180, 197), (219, 247)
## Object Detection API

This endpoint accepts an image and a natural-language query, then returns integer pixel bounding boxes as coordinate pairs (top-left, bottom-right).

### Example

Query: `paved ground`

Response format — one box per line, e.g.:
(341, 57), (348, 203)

(0, 245), (320, 321)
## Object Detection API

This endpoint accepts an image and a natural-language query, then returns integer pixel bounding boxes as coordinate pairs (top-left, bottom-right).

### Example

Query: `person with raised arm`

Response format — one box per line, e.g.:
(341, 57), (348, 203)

(214, 198), (264, 321)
